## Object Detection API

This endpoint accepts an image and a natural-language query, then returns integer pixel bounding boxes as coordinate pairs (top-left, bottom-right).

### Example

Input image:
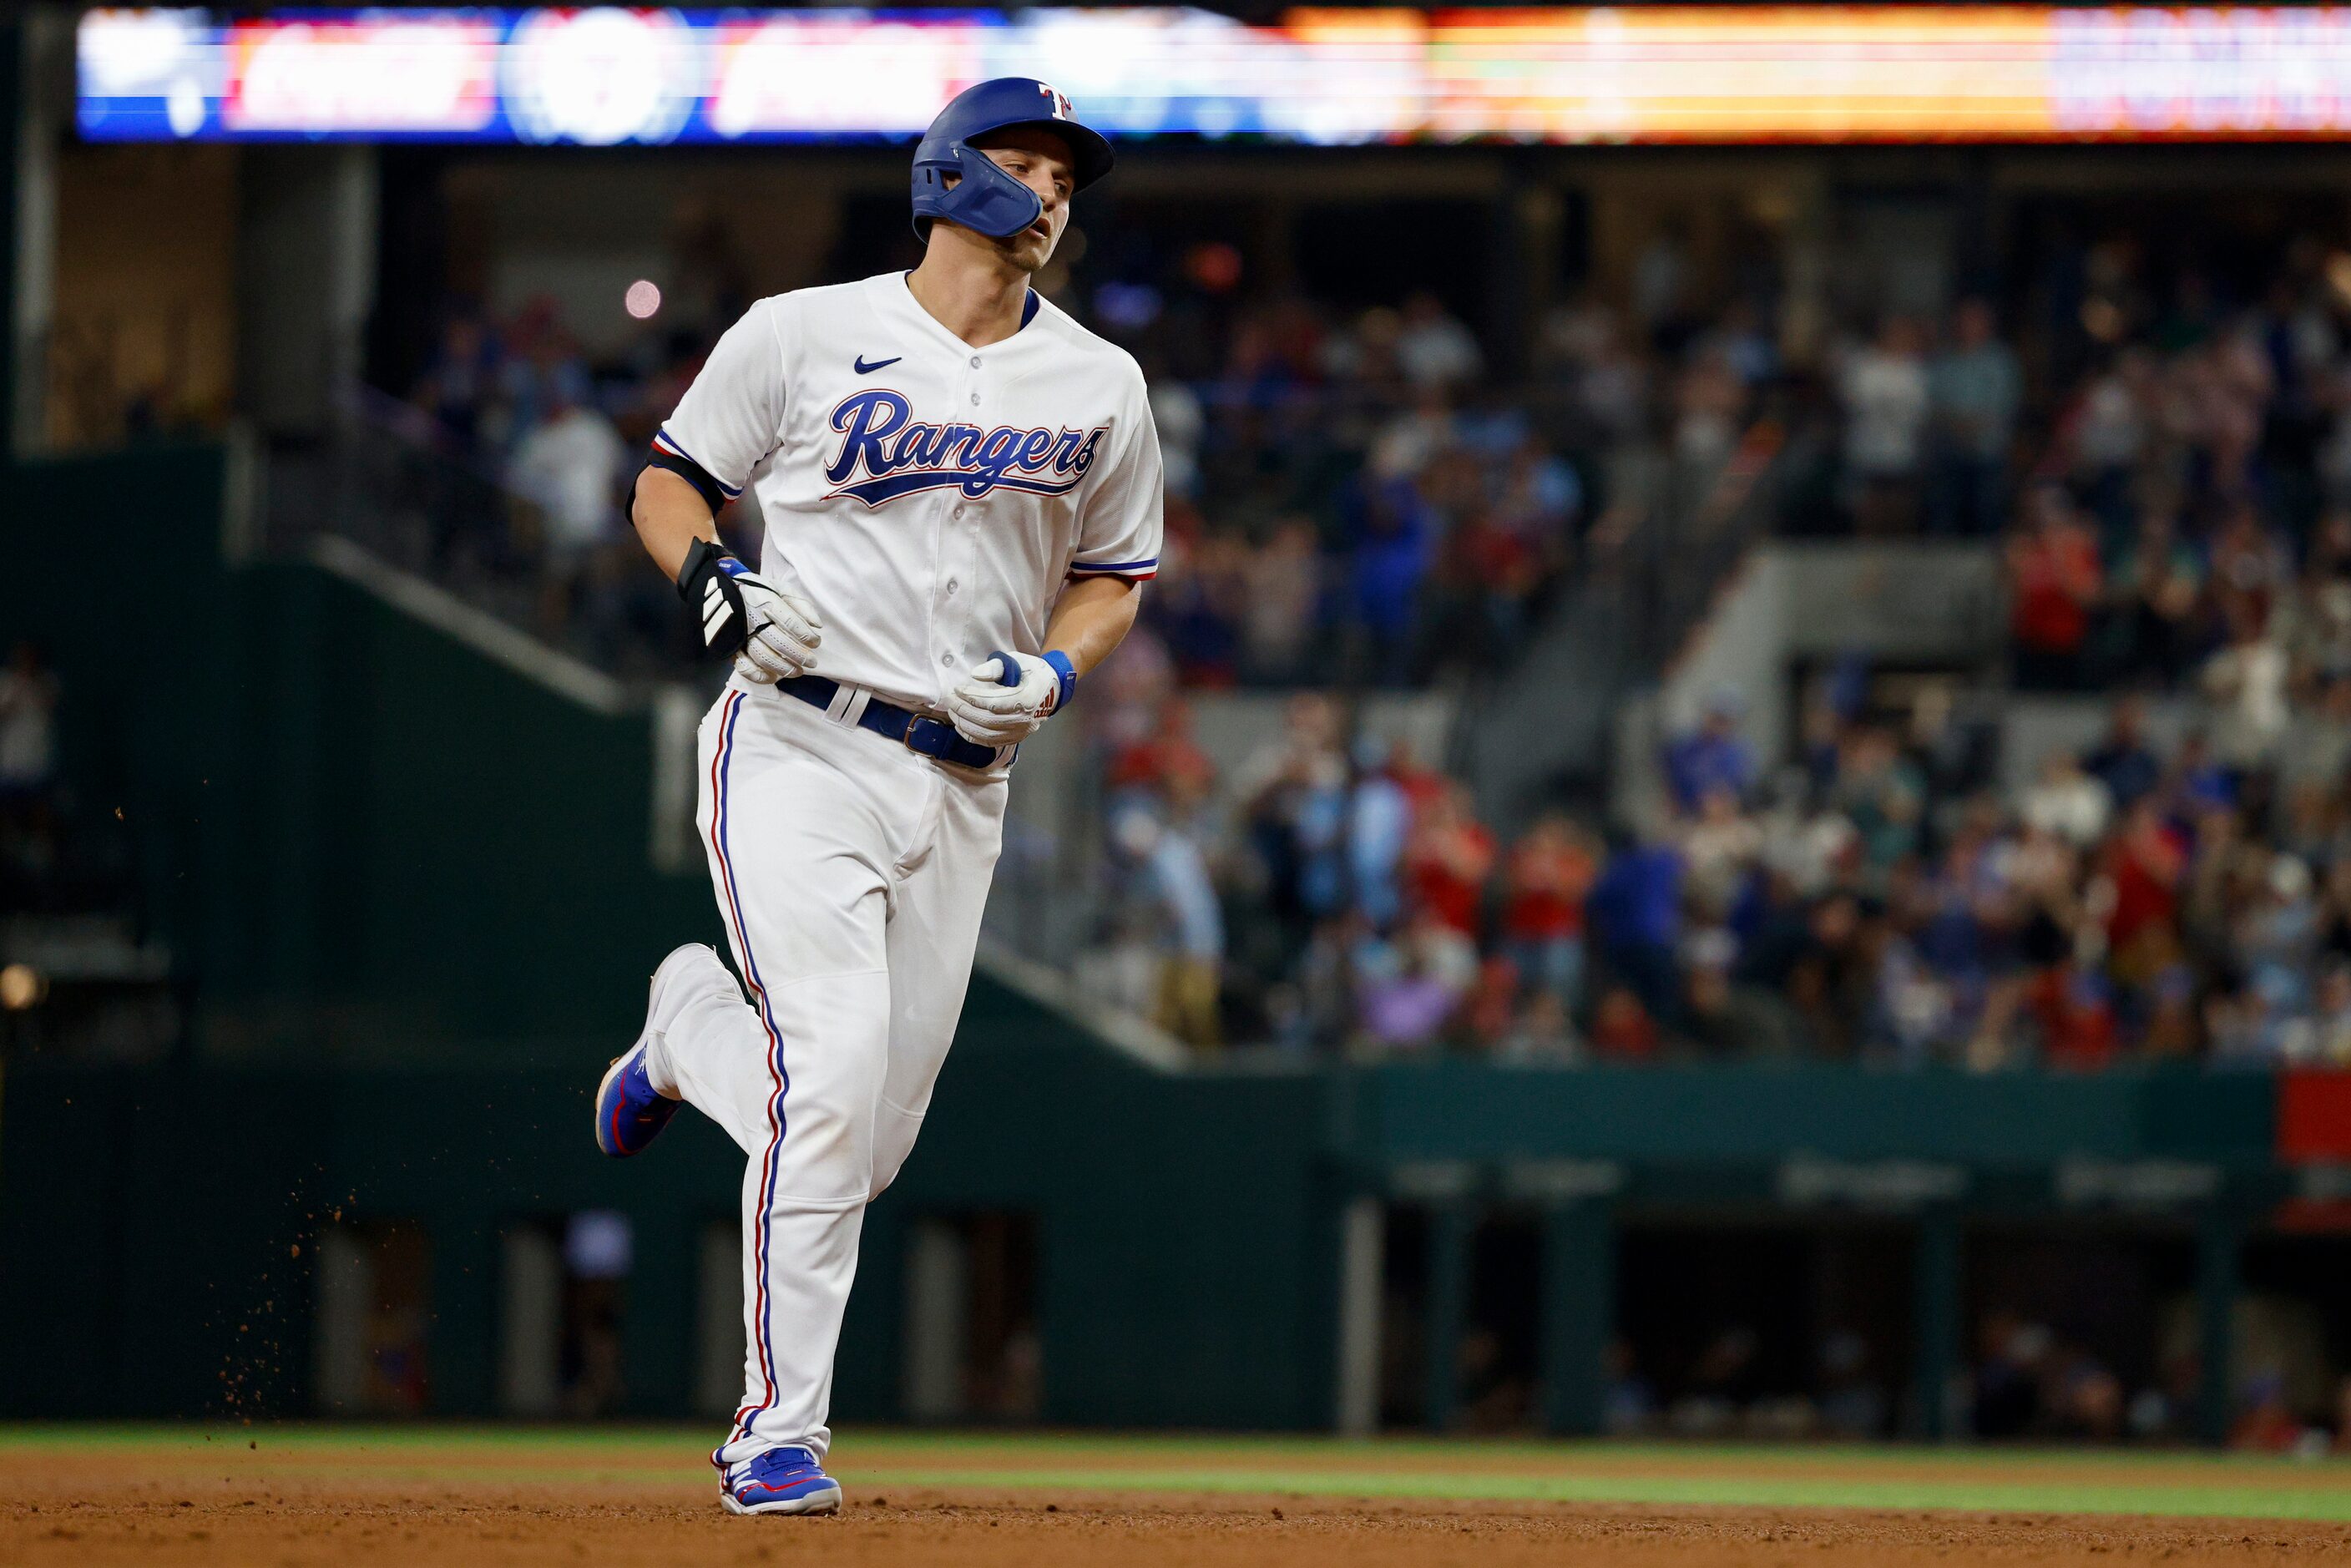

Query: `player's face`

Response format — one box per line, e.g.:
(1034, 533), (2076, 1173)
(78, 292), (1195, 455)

(971, 126), (1076, 271)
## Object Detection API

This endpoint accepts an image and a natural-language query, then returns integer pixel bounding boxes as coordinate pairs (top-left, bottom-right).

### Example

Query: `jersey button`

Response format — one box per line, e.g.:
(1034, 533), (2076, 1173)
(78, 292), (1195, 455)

(946, 579), (958, 595)
(969, 392), (980, 406)
(941, 652), (956, 666)
(969, 356), (982, 368)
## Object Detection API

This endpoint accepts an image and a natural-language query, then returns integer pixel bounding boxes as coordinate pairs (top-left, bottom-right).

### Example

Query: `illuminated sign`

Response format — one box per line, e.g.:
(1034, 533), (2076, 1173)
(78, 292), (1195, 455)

(75, 6), (2351, 145)
(224, 15), (499, 136)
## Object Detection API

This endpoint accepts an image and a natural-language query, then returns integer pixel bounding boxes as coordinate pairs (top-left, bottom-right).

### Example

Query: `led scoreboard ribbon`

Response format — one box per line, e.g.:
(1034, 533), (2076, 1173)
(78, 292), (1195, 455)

(75, 6), (2351, 145)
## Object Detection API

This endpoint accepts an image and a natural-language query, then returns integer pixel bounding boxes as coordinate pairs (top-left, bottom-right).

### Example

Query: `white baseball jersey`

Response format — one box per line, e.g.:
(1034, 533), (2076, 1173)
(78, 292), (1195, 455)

(655, 271), (1164, 712)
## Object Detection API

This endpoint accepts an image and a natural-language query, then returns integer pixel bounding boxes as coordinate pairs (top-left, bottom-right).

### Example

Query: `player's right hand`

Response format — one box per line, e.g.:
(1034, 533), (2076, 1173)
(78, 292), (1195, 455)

(677, 539), (821, 683)
(729, 573), (822, 685)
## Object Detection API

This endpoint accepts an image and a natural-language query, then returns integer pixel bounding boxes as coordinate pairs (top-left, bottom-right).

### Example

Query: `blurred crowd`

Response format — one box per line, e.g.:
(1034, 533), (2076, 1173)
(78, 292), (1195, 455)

(2003, 241), (2351, 700)
(1054, 227), (2351, 1069)
(396, 300), (695, 675)
(1829, 299), (2022, 537)
(1980, 240), (2351, 1068)
(387, 240), (1788, 685)
(1125, 276), (1771, 686)
(377, 220), (2351, 706)
(1134, 288), (1591, 688)
(374, 215), (2351, 1075)
(1084, 621), (2351, 1070)
(1617, 664), (2351, 1071)
(1076, 655), (1590, 1059)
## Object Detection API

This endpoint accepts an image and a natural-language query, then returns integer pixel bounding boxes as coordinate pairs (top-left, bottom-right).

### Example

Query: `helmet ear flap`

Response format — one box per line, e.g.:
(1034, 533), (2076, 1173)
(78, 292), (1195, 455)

(910, 141), (1046, 244)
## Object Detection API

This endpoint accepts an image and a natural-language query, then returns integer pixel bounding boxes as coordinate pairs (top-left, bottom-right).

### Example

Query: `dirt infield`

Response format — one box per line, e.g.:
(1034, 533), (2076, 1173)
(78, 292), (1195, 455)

(8, 1428), (2351, 1568)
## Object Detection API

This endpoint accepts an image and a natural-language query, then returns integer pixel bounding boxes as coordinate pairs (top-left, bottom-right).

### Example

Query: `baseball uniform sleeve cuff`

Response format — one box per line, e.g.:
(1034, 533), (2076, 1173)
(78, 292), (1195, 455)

(652, 427), (743, 501)
(1067, 556), (1158, 580)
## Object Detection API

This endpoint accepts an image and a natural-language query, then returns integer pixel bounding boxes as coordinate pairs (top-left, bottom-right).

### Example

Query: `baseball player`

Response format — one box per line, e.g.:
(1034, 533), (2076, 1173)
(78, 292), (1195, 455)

(590, 78), (1160, 1517)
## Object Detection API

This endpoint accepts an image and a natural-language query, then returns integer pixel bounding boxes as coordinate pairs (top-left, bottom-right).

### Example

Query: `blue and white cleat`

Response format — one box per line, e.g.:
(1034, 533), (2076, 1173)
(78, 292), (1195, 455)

(593, 943), (720, 1157)
(720, 1446), (844, 1516)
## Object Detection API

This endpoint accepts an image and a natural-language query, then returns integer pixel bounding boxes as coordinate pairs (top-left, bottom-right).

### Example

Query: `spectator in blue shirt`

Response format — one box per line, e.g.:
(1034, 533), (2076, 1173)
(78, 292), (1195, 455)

(1347, 738), (1414, 931)
(1587, 833), (1686, 1019)
(1665, 690), (1756, 816)
(2084, 695), (2164, 811)
(1349, 478), (1433, 685)
(1927, 298), (2022, 536)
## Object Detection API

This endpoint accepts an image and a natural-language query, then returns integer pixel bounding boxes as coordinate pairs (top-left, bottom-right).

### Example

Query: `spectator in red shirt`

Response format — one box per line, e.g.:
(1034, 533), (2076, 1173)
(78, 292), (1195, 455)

(1454, 508), (1536, 592)
(1449, 508), (1545, 662)
(1590, 984), (1660, 1060)
(1105, 693), (1216, 801)
(2100, 798), (2187, 982)
(2027, 962), (2121, 1071)
(2007, 484), (2104, 690)
(1404, 781), (1496, 937)
(1502, 813), (1599, 1013)
(1463, 953), (1522, 1051)
(1379, 734), (1450, 822)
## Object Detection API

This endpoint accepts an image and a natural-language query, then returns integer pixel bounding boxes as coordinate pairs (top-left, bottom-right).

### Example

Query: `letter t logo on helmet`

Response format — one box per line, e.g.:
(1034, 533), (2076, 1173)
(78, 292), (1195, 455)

(909, 77), (1115, 243)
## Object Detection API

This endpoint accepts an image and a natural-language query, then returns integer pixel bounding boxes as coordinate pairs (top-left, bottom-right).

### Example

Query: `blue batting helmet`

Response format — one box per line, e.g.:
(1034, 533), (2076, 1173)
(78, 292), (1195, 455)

(910, 78), (1115, 243)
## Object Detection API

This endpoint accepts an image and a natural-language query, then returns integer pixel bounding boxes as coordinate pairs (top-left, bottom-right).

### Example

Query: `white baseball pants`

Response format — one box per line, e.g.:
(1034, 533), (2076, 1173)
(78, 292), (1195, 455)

(655, 676), (1006, 1470)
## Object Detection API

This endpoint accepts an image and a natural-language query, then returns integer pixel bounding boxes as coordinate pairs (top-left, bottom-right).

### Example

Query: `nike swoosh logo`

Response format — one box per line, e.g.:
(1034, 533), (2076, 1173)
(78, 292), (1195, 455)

(854, 355), (902, 374)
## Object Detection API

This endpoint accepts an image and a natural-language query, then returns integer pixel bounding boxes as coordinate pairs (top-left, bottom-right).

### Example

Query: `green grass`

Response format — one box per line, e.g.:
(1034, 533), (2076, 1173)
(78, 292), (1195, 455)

(842, 1464), (2351, 1522)
(3, 1425), (2348, 1523)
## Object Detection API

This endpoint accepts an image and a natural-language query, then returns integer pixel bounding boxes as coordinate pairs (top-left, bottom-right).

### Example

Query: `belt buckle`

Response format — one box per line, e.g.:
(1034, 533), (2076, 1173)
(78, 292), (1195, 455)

(902, 715), (954, 761)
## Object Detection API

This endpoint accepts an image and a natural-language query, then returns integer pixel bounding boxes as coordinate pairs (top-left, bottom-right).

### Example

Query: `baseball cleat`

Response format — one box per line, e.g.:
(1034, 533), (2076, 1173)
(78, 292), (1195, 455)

(593, 943), (721, 1157)
(720, 1446), (843, 1516)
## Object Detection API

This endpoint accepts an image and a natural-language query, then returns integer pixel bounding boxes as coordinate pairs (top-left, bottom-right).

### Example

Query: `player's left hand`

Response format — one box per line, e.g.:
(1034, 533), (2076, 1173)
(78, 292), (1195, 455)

(947, 651), (1065, 747)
